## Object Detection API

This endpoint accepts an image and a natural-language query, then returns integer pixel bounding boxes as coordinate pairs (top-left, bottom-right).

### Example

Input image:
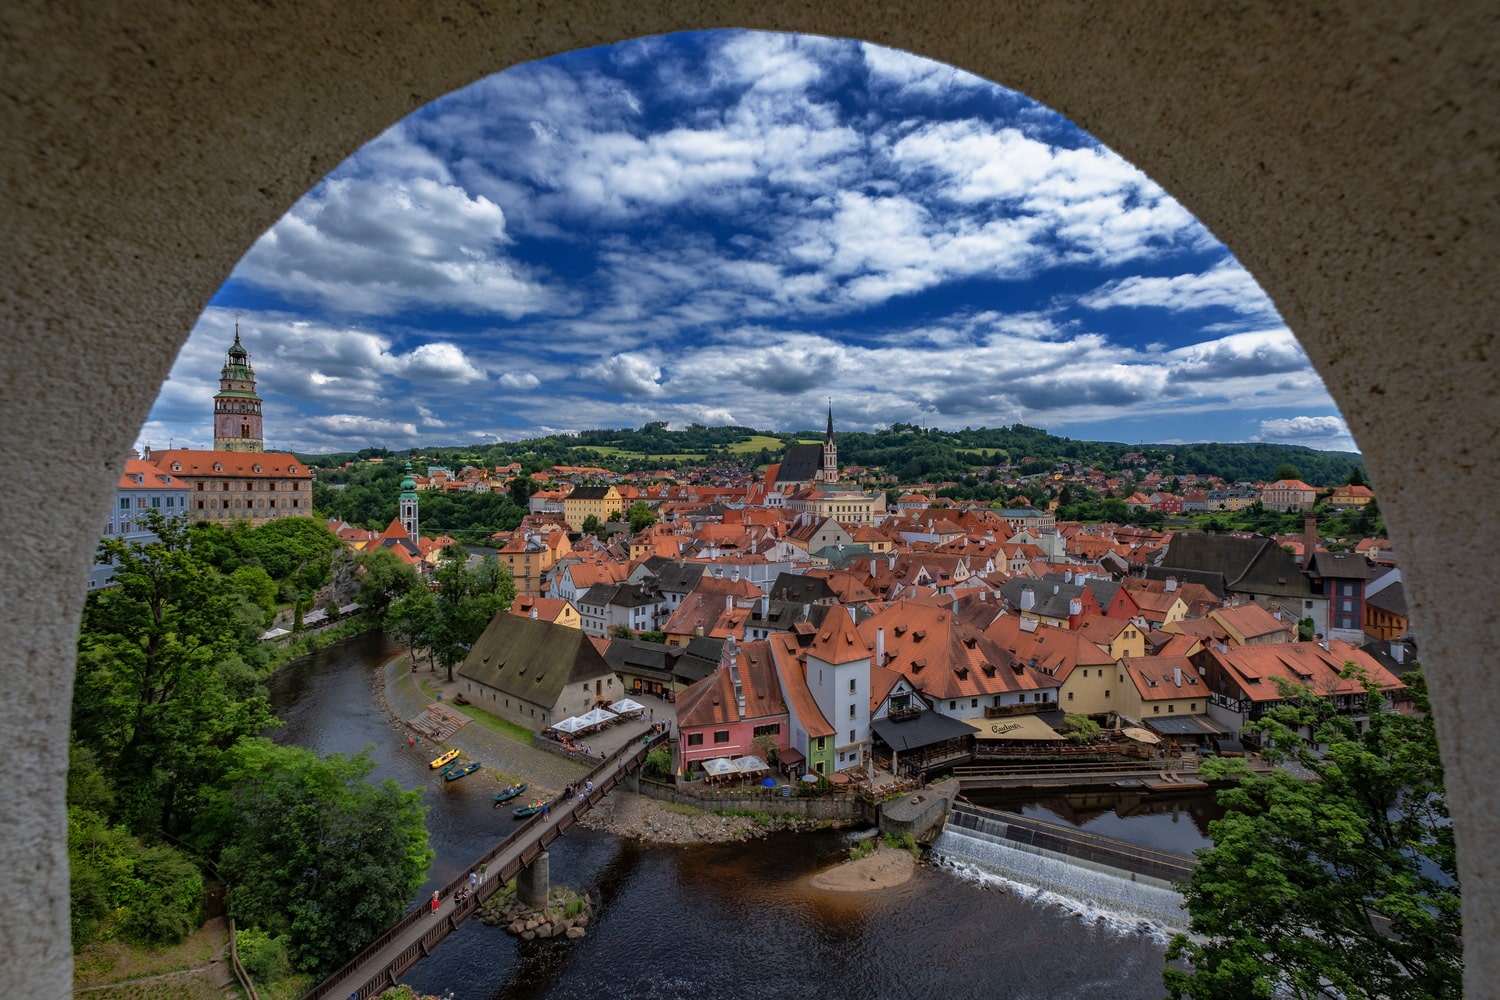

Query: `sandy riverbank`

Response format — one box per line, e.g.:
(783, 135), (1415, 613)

(807, 845), (918, 892)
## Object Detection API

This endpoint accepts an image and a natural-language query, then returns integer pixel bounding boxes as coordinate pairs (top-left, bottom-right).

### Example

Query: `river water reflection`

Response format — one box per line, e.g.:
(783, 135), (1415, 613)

(271, 633), (1188, 999)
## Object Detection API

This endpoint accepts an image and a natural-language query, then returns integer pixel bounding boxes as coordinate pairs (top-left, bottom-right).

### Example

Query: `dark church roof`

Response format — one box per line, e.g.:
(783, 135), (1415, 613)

(775, 443), (823, 487)
(1153, 532), (1314, 600)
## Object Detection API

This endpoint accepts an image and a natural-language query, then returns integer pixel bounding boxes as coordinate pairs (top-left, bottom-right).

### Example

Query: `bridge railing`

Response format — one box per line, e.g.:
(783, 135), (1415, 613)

(302, 730), (668, 1000)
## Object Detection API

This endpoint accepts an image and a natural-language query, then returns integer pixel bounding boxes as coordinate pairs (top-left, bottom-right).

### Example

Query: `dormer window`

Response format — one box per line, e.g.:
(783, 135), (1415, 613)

(171, 462), (181, 472)
(213, 462), (222, 472)
(289, 465), (299, 473)
(253, 464), (262, 473)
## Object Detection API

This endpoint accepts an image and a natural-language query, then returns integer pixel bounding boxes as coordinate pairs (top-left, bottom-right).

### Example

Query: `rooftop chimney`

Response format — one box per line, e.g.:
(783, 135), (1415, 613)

(726, 595), (734, 612)
(1165, 577), (1177, 592)
(530, 608), (538, 620)
(876, 627), (885, 665)
(1020, 587), (1035, 611)
(1174, 665), (1183, 687)
(760, 594), (769, 618)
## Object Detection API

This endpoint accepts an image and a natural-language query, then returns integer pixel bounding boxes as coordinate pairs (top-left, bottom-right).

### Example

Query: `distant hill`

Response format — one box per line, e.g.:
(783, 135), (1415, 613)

(300, 422), (1363, 488)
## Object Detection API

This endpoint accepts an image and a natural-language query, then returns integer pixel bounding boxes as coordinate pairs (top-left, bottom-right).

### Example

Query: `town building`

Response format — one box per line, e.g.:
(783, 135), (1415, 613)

(89, 458), (193, 589)
(562, 484), (623, 532)
(1260, 478), (1318, 511)
(455, 613), (620, 732)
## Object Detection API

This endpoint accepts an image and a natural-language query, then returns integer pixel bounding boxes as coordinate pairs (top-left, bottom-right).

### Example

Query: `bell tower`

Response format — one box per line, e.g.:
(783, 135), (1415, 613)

(213, 325), (264, 452)
(399, 462), (419, 539)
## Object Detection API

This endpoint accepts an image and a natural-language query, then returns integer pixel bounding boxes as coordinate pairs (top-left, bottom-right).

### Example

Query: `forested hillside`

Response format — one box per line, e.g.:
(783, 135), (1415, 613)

(301, 422), (1362, 499)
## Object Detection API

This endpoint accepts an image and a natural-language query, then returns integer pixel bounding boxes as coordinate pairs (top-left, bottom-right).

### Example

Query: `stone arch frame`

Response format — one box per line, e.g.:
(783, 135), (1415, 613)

(2, 3), (1494, 994)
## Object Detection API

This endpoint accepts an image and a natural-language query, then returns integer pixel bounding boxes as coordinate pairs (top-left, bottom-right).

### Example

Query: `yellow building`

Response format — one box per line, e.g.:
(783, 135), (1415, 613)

(1116, 656), (1208, 721)
(509, 595), (582, 629)
(497, 528), (571, 596)
(563, 485), (623, 532)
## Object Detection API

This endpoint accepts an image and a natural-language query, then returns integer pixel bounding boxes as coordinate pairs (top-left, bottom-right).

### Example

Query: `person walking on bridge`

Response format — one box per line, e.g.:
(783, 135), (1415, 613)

(431, 890), (440, 916)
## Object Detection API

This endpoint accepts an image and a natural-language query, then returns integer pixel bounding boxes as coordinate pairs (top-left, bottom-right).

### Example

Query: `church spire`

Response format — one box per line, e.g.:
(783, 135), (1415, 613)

(821, 401), (838, 485)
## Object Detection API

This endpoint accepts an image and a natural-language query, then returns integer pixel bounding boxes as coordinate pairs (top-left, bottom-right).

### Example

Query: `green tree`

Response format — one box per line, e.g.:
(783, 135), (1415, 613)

(580, 514), (604, 539)
(385, 586), (438, 668)
(1272, 462), (1303, 482)
(1347, 465), (1368, 487)
(427, 546), (515, 681)
(627, 501), (657, 533)
(195, 738), (432, 976)
(355, 546), (419, 618)
(1165, 672), (1459, 1000)
(75, 512), (276, 833)
(508, 475), (537, 508)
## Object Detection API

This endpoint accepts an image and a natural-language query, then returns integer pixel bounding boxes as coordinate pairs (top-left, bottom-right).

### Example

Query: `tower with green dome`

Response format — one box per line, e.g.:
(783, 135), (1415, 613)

(212, 326), (264, 452)
(399, 462), (419, 539)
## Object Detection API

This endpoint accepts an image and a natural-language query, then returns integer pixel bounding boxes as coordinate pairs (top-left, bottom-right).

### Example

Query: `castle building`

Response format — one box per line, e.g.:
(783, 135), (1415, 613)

(147, 330), (313, 524)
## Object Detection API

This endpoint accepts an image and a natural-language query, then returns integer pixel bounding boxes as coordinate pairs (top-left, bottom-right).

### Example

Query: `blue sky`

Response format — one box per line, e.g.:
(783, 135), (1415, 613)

(139, 30), (1356, 456)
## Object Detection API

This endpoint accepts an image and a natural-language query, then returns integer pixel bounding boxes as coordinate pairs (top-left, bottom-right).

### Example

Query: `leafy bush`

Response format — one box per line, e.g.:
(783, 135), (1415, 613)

(1061, 712), (1101, 744)
(642, 746), (674, 781)
(121, 845), (204, 946)
(236, 926), (291, 983)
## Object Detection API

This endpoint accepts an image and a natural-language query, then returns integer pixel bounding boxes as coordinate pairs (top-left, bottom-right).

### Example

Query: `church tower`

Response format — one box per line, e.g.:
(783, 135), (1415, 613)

(820, 403), (838, 485)
(212, 326), (264, 452)
(399, 462), (419, 539)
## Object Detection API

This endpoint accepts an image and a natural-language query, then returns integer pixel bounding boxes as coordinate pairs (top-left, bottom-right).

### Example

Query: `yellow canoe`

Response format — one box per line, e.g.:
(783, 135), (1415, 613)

(429, 748), (460, 769)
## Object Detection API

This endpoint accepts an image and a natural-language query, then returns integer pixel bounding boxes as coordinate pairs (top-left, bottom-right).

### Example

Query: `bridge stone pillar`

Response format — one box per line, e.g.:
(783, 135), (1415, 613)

(517, 851), (550, 908)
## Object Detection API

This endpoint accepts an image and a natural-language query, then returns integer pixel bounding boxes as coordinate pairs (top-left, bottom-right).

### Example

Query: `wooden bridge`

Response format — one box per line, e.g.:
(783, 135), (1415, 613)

(303, 730), (670, 1000)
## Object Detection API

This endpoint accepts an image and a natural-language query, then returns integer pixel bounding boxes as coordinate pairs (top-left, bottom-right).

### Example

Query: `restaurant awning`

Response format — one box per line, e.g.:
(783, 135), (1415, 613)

(1144, 715), (1229, 736)
(965, 714), (1066, 741)
(871, 711), (978, 751)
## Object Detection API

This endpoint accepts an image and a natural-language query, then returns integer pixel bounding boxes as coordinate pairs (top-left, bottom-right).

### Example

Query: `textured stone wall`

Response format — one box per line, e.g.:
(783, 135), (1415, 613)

(3, 3), (1494, 996)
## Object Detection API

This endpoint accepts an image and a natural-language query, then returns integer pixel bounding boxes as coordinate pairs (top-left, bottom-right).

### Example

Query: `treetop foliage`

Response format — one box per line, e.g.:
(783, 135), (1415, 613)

(1165, 672), (1459, 1000)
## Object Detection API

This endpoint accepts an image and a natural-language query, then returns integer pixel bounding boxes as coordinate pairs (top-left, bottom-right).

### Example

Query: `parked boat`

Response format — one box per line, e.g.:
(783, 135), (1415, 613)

(492, 782), (528, 805)
(512, 800), (545, 818)
(429, 748), (460, 769)
(444, 761), (481, 781)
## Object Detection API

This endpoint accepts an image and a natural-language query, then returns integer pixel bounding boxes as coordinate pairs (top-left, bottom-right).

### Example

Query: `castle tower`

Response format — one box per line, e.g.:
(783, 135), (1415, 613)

(399, 462), (419, 539)
(212, 326), (264, 452)
(821, 402), (838, 485)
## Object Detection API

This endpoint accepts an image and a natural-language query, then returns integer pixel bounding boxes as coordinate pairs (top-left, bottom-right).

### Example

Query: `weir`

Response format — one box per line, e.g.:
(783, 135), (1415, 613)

(932, 802), (1193, 929)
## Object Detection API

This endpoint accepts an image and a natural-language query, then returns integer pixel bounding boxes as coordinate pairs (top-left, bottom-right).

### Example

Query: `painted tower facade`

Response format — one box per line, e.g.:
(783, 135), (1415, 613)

(212, 329), (264, 452)
(820, 404), (838, 485)
(399, 462), (419, 539)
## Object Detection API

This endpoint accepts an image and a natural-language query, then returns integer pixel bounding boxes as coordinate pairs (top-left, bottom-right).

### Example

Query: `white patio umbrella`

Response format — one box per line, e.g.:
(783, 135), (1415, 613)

(608, 697), (645, 714)
(701, 757), (739, 776)
(731, 755), (768, 773)
(576, 706), (618, 728)
(552, 717), (588, 734)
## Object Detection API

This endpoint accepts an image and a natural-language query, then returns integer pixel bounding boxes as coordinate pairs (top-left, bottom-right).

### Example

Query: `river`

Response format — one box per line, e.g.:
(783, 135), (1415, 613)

(269, 632), (1193, 999)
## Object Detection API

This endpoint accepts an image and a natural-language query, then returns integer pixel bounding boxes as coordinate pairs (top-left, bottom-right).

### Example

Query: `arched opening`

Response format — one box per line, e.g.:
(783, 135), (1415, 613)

(3, 6), (1493, 996)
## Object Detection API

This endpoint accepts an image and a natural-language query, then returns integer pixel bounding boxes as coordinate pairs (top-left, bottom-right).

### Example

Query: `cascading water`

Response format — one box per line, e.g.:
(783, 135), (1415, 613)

(932, 807), (1190, 935)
